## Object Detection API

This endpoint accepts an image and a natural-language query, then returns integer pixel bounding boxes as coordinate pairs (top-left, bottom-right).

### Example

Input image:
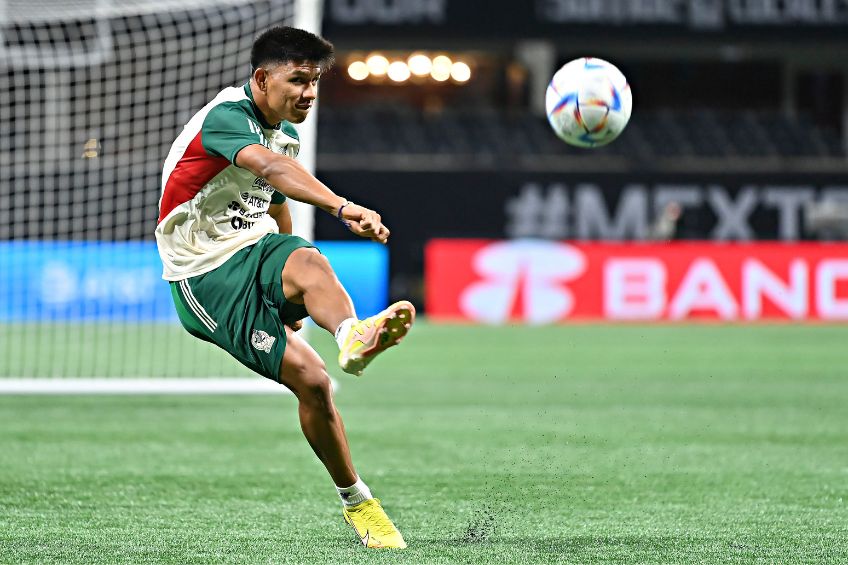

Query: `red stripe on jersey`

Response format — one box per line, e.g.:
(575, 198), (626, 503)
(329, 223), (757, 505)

(158, 132), (230, 223)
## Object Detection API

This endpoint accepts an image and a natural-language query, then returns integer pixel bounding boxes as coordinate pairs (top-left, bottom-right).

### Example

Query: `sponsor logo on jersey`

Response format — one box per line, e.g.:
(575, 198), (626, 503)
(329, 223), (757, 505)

(251, 178), (274, 194)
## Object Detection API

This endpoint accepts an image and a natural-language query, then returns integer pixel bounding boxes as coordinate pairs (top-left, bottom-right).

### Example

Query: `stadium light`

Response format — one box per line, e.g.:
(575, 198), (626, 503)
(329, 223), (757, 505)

(349, 52), (473, 85)
(347, 61), (369, 81)
(431, 55), (452, 82)
(450, 61), (471, 83)
(407, 53), (432, 77)
(387, 61), (411, 82)
(366, 54), (390, 76)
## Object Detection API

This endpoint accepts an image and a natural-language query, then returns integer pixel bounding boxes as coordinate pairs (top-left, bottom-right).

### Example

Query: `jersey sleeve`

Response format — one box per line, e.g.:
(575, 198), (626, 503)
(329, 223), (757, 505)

(201, 104), (266, 165)
(281, 122), (301, 158)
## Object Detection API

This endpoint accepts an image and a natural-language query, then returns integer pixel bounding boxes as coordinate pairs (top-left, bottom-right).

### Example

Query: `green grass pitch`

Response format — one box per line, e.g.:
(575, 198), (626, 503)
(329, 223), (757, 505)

(1, 323), (847, 564)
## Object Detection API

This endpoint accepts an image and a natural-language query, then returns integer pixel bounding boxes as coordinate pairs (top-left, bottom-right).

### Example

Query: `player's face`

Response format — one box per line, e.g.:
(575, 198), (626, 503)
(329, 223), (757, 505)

(260, 62), (322, 124)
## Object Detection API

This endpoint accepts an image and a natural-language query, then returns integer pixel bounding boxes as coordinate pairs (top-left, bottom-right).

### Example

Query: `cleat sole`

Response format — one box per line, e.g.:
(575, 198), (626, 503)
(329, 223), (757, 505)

(340, 301), (415, 376)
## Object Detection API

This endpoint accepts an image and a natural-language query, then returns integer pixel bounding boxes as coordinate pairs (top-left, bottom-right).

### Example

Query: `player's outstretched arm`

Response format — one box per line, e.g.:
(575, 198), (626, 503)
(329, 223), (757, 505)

(237, 144), (342, 214)
(236, 144), (389, 243)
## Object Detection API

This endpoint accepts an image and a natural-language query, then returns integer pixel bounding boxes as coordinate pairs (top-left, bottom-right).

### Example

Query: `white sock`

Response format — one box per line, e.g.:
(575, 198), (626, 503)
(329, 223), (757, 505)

(334, 317), (356, 350)
(336, 477), (373, 507)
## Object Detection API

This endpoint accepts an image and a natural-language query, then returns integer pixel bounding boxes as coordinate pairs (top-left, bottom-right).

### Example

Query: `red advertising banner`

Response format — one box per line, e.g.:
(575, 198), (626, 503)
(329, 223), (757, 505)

(425, 240), (848, 323)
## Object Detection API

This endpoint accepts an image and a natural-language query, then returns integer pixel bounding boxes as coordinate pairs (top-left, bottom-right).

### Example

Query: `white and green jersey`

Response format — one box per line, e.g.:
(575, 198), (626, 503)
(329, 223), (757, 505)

(155, 83), (300, 281)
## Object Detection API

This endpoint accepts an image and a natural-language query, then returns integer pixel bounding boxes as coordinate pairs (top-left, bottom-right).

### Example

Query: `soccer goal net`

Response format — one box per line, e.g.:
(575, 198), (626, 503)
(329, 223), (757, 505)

(0, 0), (300, 380)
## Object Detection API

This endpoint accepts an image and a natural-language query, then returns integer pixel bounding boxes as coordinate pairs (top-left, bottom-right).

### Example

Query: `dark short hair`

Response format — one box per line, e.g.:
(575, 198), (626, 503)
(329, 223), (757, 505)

(251, 26), (335, 72)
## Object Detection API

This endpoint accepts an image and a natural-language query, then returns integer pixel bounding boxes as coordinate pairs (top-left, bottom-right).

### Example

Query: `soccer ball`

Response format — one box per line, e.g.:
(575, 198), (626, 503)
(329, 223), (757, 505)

(545, 57), (632, 148)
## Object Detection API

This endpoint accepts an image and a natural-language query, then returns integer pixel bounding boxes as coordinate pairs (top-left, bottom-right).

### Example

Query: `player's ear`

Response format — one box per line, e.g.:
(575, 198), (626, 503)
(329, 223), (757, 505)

(253, 67), (268, 92)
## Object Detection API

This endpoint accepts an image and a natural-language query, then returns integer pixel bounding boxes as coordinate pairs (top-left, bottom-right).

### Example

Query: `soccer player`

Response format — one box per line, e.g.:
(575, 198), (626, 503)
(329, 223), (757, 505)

(154, 26), (412, 549)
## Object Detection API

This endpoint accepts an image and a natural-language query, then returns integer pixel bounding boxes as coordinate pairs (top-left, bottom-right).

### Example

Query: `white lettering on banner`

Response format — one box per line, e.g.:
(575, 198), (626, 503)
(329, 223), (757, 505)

(84, 269), (157, 303)
(431, 240), (848, 322)
(668, 259), (739, 319)
(460, 241), (585, 324)
(688, 0), (724, 29)
(709, 187), (757, 240)
(41, 263), (158, 305)
(816, 260), (848, 319)
(763, 188), (815, 240)
(41, 263), (77, 304)
(576, 185), (649, 240)
(505, 183), (848, 241)
(742, 259), (808, 319)
(505, 183), (569, 239)
(538, 0), (684, 23)
(605, 257), (812, 320)
(330, 0), (446, 24)
(604, 259), (666, 319)
(728, 0), (847, 23)
(537, 0), (848, 25)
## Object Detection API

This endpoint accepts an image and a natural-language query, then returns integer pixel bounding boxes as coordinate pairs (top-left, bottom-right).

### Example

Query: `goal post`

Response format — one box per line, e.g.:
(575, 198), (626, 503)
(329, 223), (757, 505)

(290, 0), (324, 246)
(0, 0), (327, 381)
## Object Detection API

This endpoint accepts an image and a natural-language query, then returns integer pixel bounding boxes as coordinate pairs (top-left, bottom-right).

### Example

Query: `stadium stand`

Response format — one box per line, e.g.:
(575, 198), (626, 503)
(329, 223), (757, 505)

(317, 106), (845, 161)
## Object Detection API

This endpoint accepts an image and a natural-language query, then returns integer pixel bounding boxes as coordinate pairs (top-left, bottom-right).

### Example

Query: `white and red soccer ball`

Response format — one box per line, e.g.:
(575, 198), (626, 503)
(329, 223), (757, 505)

(546, 57), (632, 148)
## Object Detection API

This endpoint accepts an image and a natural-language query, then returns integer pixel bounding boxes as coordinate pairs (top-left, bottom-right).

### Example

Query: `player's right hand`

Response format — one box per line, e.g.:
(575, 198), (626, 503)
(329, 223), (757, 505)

(341, 203), (390, 244)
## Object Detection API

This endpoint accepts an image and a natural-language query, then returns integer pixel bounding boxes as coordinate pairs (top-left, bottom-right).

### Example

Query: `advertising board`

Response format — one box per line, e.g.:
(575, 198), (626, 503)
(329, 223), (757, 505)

(426, 239), (848, 322)
(0, 241), (388, 321)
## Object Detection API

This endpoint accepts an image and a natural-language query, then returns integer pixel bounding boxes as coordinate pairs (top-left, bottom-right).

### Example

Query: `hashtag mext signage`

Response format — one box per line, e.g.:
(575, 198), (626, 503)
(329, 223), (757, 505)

(425, 240), (848, 323)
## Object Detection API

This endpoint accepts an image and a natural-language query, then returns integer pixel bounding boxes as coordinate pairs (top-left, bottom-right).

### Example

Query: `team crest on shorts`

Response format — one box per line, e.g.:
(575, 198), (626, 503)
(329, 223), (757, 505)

(251, 329), (276, 353)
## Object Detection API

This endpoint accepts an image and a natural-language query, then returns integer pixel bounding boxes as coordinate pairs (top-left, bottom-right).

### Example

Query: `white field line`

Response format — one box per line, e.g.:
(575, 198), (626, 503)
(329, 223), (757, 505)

(0, 378), (338, 395)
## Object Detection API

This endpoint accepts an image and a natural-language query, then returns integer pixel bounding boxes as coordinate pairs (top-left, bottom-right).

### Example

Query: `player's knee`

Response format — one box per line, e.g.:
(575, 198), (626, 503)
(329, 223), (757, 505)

(284, 248), (336, 294)
(289, 247), (325, 269)
(302, 373), (334, 414)
(290, 248), (329, 279)
(302, 249), (334, 279)
(287, 358), (333, 408)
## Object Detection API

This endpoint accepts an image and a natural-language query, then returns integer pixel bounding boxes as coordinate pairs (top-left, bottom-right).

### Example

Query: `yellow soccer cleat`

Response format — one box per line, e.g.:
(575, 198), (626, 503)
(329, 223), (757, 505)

(342, 498), (407, 549)
(338, 301), (415, 376)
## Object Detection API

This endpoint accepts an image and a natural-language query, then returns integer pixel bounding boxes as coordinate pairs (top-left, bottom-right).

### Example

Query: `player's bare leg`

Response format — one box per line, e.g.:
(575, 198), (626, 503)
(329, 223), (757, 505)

(278, 325), (356, 487)
(281, 247), (355, 334)
(281, 247), (415, 376)
(279, 247), (408, 548)
(278, 325), (406, 548)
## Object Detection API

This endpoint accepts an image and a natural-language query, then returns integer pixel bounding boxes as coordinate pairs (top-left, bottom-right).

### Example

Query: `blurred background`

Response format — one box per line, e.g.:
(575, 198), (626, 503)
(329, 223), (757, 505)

(2, 3), (848, 563)
(317, 2), (848, 325)
(1, 0), (847, 377)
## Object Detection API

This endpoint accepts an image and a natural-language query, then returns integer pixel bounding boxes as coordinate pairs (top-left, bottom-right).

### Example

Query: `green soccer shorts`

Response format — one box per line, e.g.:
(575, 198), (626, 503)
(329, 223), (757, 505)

(169, 233), (315, 382)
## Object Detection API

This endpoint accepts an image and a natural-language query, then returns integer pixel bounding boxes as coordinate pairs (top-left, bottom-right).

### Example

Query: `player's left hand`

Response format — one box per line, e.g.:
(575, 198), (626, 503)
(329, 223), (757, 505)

(286, 319), (304, 332)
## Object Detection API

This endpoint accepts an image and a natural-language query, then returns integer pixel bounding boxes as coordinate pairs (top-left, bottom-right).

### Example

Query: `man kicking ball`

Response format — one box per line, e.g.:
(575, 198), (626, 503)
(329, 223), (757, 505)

(155, 26), (412, 549)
